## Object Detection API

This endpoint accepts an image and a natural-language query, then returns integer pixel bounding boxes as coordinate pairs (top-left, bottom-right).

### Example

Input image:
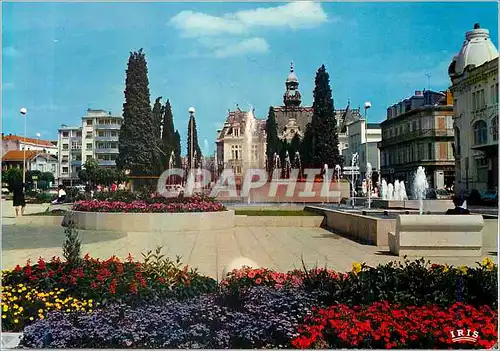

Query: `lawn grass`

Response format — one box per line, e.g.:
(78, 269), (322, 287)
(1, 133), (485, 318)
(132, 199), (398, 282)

(234, 209), (321, 216)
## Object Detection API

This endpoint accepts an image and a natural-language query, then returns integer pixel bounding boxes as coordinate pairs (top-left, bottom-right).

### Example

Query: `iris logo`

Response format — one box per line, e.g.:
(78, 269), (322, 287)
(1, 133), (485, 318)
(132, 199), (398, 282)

(450, 329), (479, 343)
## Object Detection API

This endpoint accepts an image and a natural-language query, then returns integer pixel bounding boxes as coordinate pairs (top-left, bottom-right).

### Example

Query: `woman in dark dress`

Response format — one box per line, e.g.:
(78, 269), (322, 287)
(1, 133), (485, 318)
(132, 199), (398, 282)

(12, 181), (26, 217)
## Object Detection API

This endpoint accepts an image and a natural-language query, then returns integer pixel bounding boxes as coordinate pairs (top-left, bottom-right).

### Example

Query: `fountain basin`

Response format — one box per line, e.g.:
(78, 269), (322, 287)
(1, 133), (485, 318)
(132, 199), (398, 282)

(371, 199), (454, 212)
(389, 215), (484, 257)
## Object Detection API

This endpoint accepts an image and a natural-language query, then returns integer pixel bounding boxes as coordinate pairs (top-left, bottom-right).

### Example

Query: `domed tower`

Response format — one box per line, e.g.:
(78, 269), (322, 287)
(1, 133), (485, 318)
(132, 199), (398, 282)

(449, 23), (498, 78)
(283, 62), (302, 107)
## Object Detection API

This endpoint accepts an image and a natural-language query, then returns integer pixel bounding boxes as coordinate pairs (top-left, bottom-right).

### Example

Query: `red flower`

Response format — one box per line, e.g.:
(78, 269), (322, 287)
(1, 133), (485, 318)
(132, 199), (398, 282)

(255, 278), (262, 285)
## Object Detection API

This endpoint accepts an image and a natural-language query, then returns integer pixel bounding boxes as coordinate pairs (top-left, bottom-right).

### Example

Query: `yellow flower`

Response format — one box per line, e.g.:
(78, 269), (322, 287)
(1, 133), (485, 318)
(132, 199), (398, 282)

(1, 315), (5, 319)
(29, 317), (34, 321)
(482, 257), (496, 270)
(18, 307), (24, 312)
(352, 262), (362, 274)
(49, 291), (54, 295)
(3, 305), (8, 312)
(38, 309), (43, 313)
(21, 287), (27, 292)
(66, 309), (70, 312)
(39, 315), (44, 319)
(18, 284), (23, 288)
(458, 265), (468, 274)
(14, 319), (19, 323)
(443, 264), (449, 273)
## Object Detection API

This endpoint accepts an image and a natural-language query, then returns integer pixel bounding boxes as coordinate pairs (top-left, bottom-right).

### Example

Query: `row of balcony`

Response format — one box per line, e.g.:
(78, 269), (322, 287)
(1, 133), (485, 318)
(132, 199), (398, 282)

(95, 124), (121, 130)
(379, 128), (454, 148)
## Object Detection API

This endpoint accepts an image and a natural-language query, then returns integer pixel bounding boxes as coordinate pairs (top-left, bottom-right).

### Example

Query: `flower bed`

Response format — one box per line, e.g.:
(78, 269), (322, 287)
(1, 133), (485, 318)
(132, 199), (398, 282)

(72, 199), (226, 213)
(3, 257), (498, 348)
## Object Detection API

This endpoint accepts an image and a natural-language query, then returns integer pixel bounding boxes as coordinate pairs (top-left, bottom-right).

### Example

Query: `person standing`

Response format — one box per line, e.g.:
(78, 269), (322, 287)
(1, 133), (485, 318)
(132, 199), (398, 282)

(12, 181), (26, 217)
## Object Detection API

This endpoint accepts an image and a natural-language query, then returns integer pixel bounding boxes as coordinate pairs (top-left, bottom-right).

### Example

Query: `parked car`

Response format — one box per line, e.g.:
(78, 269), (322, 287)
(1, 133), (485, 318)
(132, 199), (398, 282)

(435, 188), (453, 200)
(2, 187), (10, 195)
(480, 189), (498, 204)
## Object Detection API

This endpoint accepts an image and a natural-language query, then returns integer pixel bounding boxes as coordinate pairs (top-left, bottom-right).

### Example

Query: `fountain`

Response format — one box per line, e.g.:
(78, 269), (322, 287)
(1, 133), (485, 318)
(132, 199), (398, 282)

(366, 162), (372, 209)
(413, 166), (429, 215)
(323, 164), (329, 204)
(284, 151), (291, 179)
(273, 152), (281, 174)
(243, 108), (257, 173)
(294, 151), (302, 178)
(387, 183), (394, 200)
(334, 164), (341, 182)
(381, 179), (388, 200)
(394, 180), (401, 201)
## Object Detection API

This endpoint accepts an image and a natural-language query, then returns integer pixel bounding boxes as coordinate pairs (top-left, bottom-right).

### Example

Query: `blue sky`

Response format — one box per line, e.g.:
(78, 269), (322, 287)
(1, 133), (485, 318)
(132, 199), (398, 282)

(2, 1), (498, 156)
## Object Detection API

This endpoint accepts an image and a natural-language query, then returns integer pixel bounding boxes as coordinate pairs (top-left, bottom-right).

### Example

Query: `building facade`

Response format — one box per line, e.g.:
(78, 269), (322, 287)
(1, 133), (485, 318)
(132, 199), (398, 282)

(379, 90), (455, 190)
(57, 109), (122, 185)
(448, 23), (499, 195)
(215, 107), (267, 176)
(344, 120), (381, 178)
(2, 134), (58, 157)
(1, 150), (58, 179)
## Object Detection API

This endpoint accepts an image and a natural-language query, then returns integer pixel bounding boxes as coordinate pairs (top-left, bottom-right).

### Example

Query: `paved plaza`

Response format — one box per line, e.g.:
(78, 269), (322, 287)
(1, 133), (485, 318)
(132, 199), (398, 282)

(1, 200), (497, 279)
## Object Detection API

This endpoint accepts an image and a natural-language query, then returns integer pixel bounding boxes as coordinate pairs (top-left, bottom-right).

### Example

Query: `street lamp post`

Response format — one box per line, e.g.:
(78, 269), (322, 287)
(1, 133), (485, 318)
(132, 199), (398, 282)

(20, 108), (28, 184)
(364, 101), (372, 209)
(189, 107), (195, 170)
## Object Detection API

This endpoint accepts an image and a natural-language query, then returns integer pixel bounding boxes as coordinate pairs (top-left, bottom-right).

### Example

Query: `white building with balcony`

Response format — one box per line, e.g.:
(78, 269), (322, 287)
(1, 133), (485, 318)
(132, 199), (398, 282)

(449, 23), (498, 194)
(343, 120), (381, 179)
(57, 109), (122, 185)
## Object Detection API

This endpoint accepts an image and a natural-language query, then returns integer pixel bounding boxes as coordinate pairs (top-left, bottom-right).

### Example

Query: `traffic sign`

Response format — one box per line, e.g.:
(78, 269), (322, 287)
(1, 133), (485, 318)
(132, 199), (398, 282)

(343, 166), (360, 171)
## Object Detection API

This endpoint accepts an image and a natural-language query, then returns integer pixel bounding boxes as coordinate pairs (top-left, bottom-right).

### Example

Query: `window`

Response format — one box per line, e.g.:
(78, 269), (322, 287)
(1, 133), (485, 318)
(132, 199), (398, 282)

(62, 167), (68, 174)
(492, 84), (499, 104)
(473, 120), (488, 145)
(62, 155), (68, 162)
(86, 132), (93, 139)
(51, 164), (56, 172)
(62, 131), (69, 138)
(492, 116), (498, 142)
(437, 117), (445, 130)
(86, 143), (93, 150)
(412, 121), (417, 132)
(427, 143), (433, 159)
(62, 144), (69, 150)
(76, 132), (82, 138)
(86, 120), (92, 126)
(439, 143), (447, 160)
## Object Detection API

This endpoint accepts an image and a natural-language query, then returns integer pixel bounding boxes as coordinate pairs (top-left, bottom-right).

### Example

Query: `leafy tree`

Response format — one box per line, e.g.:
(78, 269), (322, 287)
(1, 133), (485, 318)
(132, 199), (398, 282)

(4, 168), (22, 191)
(186, 115), (202, 169)
(40, 172), (55, 183)
(161, 99), (177, 168)
(289, 133), (301, 159)
(174, 130), (182, 168)
(265, 107), (280, 172)
(62, 217), (81, 266)
(26, 170), (42, 190)
(307, 64), (341, 168)
(152, 96), (164, 140)
(116, 49), (160, 176)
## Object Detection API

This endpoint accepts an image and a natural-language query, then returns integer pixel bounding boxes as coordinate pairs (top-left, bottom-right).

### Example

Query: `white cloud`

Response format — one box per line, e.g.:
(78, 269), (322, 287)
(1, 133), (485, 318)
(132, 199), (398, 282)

(4, 46), (20, 58)
(170, 2), (328, 38)
(214, 37), (269, 58)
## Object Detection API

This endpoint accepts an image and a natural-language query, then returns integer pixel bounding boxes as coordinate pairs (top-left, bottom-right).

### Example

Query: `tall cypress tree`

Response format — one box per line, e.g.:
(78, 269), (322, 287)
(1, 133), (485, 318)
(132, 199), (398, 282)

(161, 99), (176, 167)
(290, 133), (301, 160)
(117, 49), (159, 175)
(309, 64), (340, 168)
(186, 116), (202, 169)
(174, 130), (182, 168)
(265, 107), (280, 172)
(152, 97), (164, 140)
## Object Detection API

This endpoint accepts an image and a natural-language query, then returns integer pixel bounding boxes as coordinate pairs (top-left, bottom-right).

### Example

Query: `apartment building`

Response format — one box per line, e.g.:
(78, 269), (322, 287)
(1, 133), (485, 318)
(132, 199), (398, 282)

(379, 90), (455, 190)
(344, 120), (381, 178)
(57, 109), (122, 185)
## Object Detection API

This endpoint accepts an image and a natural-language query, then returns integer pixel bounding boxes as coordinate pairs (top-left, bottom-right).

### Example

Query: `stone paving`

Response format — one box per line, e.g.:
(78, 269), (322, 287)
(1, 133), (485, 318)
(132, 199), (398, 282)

(1, 200), (497, 279)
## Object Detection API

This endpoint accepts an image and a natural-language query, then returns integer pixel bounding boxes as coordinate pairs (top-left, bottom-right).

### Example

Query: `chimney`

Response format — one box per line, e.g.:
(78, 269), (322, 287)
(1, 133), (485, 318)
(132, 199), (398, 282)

(415, 90), (423, 96)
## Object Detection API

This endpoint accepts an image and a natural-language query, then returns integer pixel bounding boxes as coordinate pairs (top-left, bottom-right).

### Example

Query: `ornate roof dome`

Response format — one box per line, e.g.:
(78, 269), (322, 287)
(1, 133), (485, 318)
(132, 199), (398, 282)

(286, 61), (298, 83)
(449, 23), (498, 77)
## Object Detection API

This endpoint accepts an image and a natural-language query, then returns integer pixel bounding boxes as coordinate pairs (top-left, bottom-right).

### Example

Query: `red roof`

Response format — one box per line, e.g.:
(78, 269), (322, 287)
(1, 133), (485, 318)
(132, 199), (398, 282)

(2, 150), (41, 162)
(3, 135), (56, 147)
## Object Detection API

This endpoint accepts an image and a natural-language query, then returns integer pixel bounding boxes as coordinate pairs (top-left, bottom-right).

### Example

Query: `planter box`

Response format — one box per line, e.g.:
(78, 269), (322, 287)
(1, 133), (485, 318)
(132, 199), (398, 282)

(389, 214), (484, 257)
(66, 210), (235, 232)
(16, 215), (64, 226)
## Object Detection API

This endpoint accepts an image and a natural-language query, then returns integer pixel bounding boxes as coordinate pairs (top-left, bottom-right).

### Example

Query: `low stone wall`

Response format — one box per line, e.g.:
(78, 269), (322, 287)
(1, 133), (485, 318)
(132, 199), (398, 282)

(235, 215), (324, 227)
(66, 210), (235, 232)
(389, 215), (484, 257)
(307, 207), (396, 246)
(16, 216), (64, 226)
(371, 199), (454, 212)
(483, 218), (499, 248)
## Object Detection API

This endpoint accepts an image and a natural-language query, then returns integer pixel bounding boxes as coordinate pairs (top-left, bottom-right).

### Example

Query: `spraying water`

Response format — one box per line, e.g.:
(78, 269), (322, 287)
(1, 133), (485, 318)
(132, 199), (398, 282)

(203, 139), (210, 157)
(244, 108), (257, 172)
(413, 166), (429, 215)
(294, 151), (302, 178)
(400, 182), (408, 200)
(381, 179), (388, 200)
(394, 180), (400, 201)
(284, 151), (291, 178)
(387, 183), (394, 200)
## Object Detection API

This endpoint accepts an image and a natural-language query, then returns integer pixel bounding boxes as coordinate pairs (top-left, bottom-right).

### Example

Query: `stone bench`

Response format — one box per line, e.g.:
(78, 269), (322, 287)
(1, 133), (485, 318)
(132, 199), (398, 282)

(388, 214), (484, 257)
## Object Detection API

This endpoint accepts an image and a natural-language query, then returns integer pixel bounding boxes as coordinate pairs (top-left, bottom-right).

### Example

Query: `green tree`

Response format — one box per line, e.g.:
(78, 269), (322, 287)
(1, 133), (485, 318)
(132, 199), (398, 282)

(186, 115), (202, 169)
(173, 130), (182, 168)
(79, 157), (99, 187)
(152, 96), (164, 140)
(40, 172), (55, 183)
(26, 170), (42, 190)
(308, 64), (340, 168)
(265, 107), (280, 172)
(4, 168), (22, 191)
(116, 49), (160, 176)
(289, 133), (302, 159)
(62, 216), (82, 266)
(161, 99), (177, 168)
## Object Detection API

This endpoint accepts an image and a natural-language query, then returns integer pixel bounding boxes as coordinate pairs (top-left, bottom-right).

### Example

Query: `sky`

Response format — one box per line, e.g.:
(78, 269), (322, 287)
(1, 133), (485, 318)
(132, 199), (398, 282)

(2, 1), (498, 156)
